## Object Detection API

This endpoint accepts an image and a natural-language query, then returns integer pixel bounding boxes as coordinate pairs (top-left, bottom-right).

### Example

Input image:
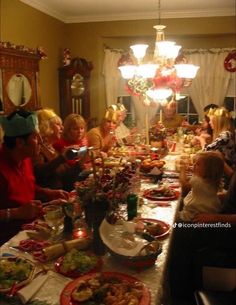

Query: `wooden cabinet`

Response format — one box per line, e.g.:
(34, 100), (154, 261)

(58, 57), (93, 120)
(0, 44), (41, 114)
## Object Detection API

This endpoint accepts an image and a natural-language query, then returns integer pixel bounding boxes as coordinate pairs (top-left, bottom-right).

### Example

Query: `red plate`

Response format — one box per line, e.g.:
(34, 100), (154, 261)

(143, 188), (178, 201)
(0, 256), (35, 294)
(55, 252), (102, 278)
(140, 218), (170, 239)
(60, 271), (151, 305)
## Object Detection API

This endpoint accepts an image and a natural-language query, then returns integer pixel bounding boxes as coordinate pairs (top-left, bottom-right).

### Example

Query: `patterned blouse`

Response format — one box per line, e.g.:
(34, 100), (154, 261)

(204, 130), (235, 165)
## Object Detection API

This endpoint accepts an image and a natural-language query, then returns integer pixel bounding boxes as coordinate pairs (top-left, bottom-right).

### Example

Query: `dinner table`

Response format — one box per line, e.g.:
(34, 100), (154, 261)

(0, 152), (183, 305)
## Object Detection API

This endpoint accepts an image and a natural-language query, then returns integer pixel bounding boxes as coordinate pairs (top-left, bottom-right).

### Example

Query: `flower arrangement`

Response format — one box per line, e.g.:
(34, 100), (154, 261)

(75, 166), (136, 254)
(149, 125), (167, 142)
(76, 166), (135, 213)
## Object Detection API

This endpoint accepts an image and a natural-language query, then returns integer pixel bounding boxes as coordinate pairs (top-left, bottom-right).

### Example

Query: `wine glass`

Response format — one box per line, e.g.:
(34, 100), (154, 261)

(43, 205), (64, 241)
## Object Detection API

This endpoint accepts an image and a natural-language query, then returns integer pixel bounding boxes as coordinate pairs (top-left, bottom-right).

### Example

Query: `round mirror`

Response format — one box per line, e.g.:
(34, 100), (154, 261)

(71, 73), (85, 97)
(7, 74), (32, 106)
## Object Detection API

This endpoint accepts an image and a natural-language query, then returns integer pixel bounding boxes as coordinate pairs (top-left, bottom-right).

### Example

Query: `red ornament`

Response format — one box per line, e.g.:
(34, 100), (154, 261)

(224, 51), (236, 72)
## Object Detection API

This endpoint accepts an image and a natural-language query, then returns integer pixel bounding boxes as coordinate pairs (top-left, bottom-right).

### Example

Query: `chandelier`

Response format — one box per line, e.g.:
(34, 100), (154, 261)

(118, 0), (199, 102)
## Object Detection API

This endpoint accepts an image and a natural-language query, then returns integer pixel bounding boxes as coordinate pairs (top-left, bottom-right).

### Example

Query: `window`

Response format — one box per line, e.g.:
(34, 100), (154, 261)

(176, 95), (199, 124)
(117, 96), (135, 127)
(155, 95), (199, 124)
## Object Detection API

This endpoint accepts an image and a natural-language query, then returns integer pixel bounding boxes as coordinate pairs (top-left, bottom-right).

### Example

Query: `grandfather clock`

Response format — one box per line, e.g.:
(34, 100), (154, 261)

(58, 57), (93, 120)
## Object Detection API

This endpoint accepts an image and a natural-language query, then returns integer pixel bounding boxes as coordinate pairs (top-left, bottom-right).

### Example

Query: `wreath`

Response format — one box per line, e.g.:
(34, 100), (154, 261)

(224, 51), (236, 72)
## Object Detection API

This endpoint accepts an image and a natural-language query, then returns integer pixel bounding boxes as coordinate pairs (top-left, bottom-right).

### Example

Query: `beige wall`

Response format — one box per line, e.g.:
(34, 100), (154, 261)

(1, 0), (235, 120)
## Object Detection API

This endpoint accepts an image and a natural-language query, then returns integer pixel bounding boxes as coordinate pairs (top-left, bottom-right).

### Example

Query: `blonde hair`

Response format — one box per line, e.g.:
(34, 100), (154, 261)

(37, 108), (60, 138)
(63, 114), (86, 138)
(208, 107), (232, 140)
(196, 151), (224, 188)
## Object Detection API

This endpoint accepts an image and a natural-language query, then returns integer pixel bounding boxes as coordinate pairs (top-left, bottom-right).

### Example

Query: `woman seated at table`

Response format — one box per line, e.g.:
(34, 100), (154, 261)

(114, 103), (137, 145)
(193, 104), (219, 146)
(34, 108), (84, 191)
(199, 107), (235, 186)
(54, 113), (88, 153)
(197, 107), (235, 163)
(87, 107), (118, 157)
(53, 113), (90, 188)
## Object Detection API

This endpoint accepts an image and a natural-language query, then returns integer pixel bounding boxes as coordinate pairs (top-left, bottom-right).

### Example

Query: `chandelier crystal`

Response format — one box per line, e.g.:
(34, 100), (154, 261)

(118, 1), (199, 102)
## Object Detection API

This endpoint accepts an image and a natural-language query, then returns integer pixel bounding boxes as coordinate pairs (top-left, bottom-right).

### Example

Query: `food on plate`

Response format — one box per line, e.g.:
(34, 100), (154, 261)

(57, 249), (99, 275)
(71, 273), (144, 304)
(0, 257), (34, 291)
(144, 221), (167, 236)
(145, 185), (175, 198)
(140, 159), (165, 172)
(135, 219), (170, 239)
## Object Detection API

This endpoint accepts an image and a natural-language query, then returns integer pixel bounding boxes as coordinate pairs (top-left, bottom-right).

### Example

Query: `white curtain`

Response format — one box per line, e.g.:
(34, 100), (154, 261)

(184, 48), (234, 120)
(103, 48), (124, 107)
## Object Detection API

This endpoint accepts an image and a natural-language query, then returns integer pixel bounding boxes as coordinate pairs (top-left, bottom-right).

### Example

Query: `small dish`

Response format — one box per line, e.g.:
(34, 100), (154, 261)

(143, 187), (178, 201)
(0, 256), (35, 293)
(140, 218), (170, 239)
(54, 249), (102, 278)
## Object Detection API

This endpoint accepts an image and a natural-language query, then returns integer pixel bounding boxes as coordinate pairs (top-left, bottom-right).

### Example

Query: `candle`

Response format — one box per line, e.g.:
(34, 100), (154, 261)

(73, 229), (88, 239)
(159, 109), (163, 123)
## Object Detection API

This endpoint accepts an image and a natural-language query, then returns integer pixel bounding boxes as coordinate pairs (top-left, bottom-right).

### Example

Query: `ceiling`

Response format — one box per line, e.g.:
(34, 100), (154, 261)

(20, 0), (235, 23)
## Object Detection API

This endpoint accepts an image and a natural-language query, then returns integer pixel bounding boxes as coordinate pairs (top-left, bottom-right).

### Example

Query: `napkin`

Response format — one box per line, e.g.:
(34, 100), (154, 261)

(17, 272), (48, 304)
(149, 167), (162, 175)
(8, 230), (33, 247)
(100, 219), (148, 257)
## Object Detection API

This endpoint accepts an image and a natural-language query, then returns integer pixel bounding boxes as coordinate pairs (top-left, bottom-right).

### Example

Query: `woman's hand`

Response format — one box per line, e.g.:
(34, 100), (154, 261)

(44, 188), (70, 201)
(43, 199), (68, 206)
(12, 200), (43, 220)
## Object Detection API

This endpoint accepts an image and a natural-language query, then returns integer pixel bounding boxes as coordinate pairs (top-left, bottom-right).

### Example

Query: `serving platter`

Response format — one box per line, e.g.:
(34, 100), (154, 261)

(60, 271), (150, 305)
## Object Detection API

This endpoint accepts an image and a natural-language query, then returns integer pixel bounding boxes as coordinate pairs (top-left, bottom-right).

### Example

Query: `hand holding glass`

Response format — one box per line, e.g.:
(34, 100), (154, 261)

(43, 205), (64, 238)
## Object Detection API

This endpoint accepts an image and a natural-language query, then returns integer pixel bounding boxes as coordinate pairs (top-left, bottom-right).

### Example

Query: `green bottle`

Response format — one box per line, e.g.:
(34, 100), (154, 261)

(127, 193), (138, 220)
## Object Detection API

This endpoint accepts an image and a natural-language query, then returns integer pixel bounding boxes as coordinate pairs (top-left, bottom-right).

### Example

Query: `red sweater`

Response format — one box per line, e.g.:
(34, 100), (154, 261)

(0, 146), (36, 209)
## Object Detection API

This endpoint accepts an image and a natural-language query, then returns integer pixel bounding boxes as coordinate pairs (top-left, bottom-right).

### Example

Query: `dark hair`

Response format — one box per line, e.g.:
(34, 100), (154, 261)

(3, 110), (33, 149)
(203, 104), (219, 113)
(3, 133), (31, 149)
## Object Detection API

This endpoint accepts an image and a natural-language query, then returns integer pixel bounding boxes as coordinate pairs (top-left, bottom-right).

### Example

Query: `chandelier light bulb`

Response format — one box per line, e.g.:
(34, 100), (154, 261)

(174, 64), (200, 79)
(166, 45), (182, 59)
(147, 88), (173, 101)
(130, 44), (149, 60)
(155, 41), (175, 57)
(118, 65), (136, 79)
(137, 64), (159, 78)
